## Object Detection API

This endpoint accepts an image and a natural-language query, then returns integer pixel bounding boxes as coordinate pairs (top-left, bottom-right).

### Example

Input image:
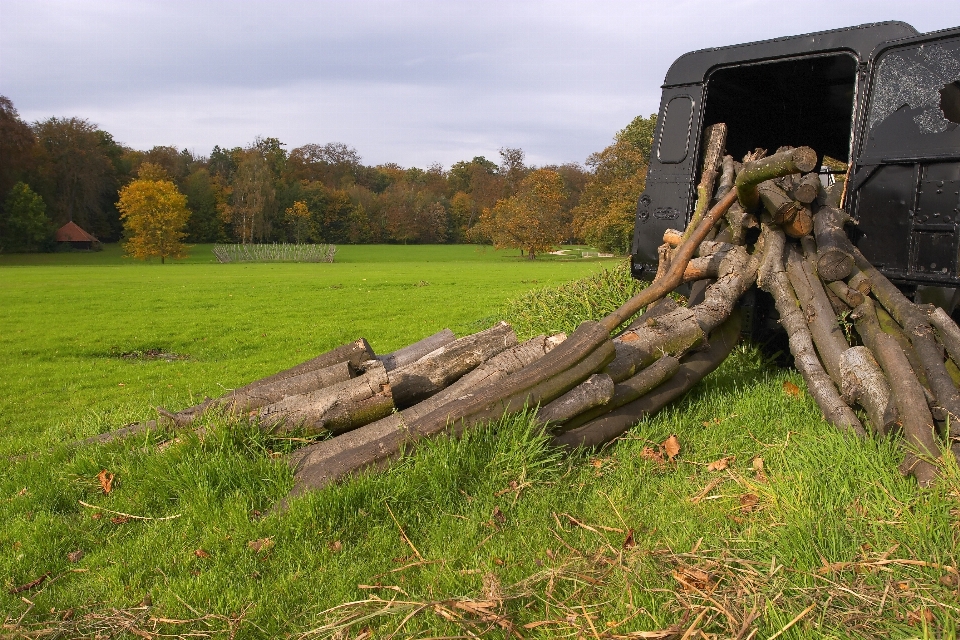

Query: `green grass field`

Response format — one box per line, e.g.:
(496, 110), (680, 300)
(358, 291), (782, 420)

(2, 244), (959, 638)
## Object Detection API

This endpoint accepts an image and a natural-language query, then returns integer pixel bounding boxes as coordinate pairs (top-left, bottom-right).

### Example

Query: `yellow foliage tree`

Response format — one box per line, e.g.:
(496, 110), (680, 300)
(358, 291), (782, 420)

(284, 200), (312, 244)
(117, 163), (190, 263)
(476, 169), (566, 259)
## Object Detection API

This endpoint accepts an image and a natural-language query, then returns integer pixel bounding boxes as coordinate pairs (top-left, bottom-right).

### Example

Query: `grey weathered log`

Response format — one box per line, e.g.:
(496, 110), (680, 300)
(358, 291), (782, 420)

(697, 241), (735, 257)
(388, 322), (517, 408)
(618, 297), (679, 336)
(847, 268), (872, 296)
(556, 355), (681, 432)
(736, 146), (818, 212)
(71, 338), (376, 446)
(790, 173), (821, 204)
(850, 298), (940, 485)
(692, 241), (764, 334)
(813, 207), (855, 282)
(926, 307), (960, 411)
(378, 329), (455, 372)
(256, 361), (394, 435)
(681, 123), (728, 244)
(535, 374), (615, 426)
(723, 201), (757, 246)
(785, 245), (849, 386)
(285, 334), (566, 499)
(840, 346), (898, 435)
(826, 280), (864, 308)
(851, 247), (960, 425)
(875, 305), (929, 389)
(682, 252), (728, 284)
(615, 306), (705, 371)
(757, 226), (865, 436)
(715, 154), (735, 202)
(553, 311), (741, 449)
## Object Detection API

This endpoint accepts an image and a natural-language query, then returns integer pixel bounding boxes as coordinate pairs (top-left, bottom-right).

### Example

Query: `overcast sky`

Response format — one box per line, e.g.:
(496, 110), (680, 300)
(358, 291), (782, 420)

(2, 1), (958, 168)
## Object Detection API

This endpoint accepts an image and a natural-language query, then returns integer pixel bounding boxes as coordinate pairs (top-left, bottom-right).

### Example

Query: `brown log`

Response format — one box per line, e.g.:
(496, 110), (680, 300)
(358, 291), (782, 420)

(555, 355), (681, 432)
(813, 207), (855, 282)
(552, 310), (741, 449)
(653, 243), (672, 281)
(715, 154), (735, 202)
(850, 298), (940, 485)
(783, 206), (813, 238)
(682, 252), (727, 283)
(663, 228), (683, 247)
(681, 123), (728, 244)
(839, 346), (898, 435)
(758, 181), (800, 224)
(285, 334), (564, 498)
(615, 306), (705, 371)
(785, 245), (849, 386)
(756, 226), (865, 436)
(736, 147), (817, 212)
(536, 374), (615, 426)
(377, 328), (456, 371)
(388, 322), (517, 408)
(790, 173), (821, 204)
(851, 248), (960, 422)
(602, 188), (741, 332)
(824, 285), (851, 316)
(256, 361), (394, 435)
(826, 280), (864, 308)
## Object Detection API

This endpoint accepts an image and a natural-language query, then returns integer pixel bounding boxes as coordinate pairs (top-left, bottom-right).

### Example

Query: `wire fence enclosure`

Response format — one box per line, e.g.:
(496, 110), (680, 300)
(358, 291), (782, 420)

(212, 243), (336, 263)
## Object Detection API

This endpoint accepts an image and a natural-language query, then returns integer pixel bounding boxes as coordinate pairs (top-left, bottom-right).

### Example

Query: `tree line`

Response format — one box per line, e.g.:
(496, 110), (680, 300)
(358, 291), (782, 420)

(0, 95), (655, 258)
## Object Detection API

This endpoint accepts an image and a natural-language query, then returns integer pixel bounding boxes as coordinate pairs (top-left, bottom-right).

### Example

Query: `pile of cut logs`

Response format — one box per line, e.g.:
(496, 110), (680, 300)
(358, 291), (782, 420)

(84, 123), (960, 503)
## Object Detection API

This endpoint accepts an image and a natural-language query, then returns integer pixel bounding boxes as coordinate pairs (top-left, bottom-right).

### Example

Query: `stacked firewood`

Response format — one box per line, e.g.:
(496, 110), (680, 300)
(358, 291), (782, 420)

(84, 124), (960, 503)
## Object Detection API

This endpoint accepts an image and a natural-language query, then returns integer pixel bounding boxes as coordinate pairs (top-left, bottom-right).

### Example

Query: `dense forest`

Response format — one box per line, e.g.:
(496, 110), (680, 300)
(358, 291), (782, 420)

(0, 95), (655, 256)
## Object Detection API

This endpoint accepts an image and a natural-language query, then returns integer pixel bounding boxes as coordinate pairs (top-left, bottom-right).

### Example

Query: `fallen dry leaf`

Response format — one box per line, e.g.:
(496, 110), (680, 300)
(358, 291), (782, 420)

(248, 538), (274, 553)
(67, 550), (84, 563)
(663, 435), (681, 460)
(907, 608), (935, 625)
(110, 516), (129, 524)
(622, 528), (636, 549)
(783, 381), (801, 397)
(91, 512), (102, 520)
(96, 470), (114, 494)
(739, 493), (759, 512)
(194, 549), (211, 559)
(492, 506), (506, 525)
(640, 446), (664, 464)
(328, 540), (342, 553)
(707, 457), (732, 472)
(590, 458), (603, 468)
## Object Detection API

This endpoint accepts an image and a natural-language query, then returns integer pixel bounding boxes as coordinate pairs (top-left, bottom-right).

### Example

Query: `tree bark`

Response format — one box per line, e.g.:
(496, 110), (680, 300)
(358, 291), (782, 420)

(535, 373), (615, 427)
(256, 361), (394, 435)
(662, 228), (683, 247)
(681, 123), (728, 244)
(850, 298), (940, 485)
(852, 248), (960, 423)
(556, 355), (681, 432)
(847, 268), (872, 296)
(757, 226), (865, 436)
(388, 322), (517, 408)
(784, 245), (849, 386)
(615, 306), (706, 371)
(736, 147), (817, 212)
(552, 311), (741, 449)
(377, 329), (456, 372)
(790, 173), (821, 204)
(758, 181), (800, 224)
(782, 205), (813, 239)
(813, 207), (855, 282)
(925, 305), (960, 429)
(839, 346), (898, 435)
(691, 242), (763, 334)
(826, 280), (864, 308)
(715, 155), (735, 202)
(284, 334), (567, 499)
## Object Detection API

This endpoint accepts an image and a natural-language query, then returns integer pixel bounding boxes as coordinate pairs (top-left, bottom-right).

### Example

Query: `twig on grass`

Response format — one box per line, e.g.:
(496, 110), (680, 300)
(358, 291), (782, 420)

(78, 500), (182, 521)
(385, 501), (424, 562)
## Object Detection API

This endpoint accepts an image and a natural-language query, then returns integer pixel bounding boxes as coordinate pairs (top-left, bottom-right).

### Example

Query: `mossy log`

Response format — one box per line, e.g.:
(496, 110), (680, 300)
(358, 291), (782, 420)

(535, 373), (615, 426)
(736, 147), (817, 212)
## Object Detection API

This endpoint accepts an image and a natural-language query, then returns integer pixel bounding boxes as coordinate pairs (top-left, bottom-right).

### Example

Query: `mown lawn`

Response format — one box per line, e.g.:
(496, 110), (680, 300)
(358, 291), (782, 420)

(1, 245), (959, 638)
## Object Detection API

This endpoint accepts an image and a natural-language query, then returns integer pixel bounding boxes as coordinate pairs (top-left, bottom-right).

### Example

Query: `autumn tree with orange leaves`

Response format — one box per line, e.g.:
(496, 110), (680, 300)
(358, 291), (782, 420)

(116, 163), (190, 263)
(475, 169), (567, 259)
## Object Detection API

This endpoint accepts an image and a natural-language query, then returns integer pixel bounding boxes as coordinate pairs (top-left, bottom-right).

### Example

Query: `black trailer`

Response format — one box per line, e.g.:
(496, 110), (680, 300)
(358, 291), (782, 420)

(632, 21), (960, 306)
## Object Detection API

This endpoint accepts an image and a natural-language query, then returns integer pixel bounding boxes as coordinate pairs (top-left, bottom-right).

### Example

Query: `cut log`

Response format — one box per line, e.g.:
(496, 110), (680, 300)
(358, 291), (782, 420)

(682, 253), (727, 284)
(285, 334), (567, 499)
(790, 173), (820, 204)
(847, 268), (872, 296)
(813, 207), (855, 282)
(715, 154), (736, 202)
(378, 329), (455, 372)
(735, 147), (817, 212)
(388, 322), (517, 408)
(757, 226), (865, 436)
(826, 280), (864, 308)
(161, 360), (356, 427)
(925, 307), (960, 422)
(681, 123), (728, 244)
(758, 181), (800, 224)
(691, 242), (764, 334)
(839, 346), (898, 435)
(850, 298), (940, 485)
(556, 355), (681, 432)
(852, 247), (960, 423)
(256, 361), (394, 435)
(535, 374), (615, 426)
(782, 206), (813, 239)
(785, 245), (849, 386)
(663, 228), (683, 247)
(552, 311), (741, 449)
(615, 306), (706, 371)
